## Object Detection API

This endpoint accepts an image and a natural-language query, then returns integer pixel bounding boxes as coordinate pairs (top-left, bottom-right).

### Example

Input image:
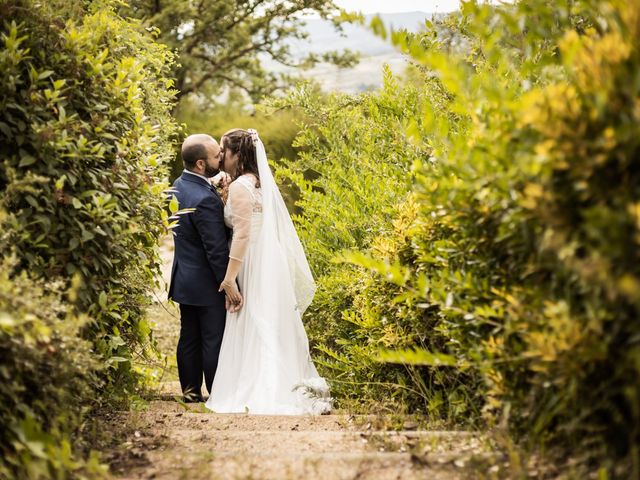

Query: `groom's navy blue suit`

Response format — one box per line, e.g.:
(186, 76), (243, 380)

(169, 171), (229, 401)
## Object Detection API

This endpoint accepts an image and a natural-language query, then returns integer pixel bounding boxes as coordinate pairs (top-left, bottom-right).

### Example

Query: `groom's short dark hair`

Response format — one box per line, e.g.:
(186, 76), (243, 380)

(182, 142), (208, 170)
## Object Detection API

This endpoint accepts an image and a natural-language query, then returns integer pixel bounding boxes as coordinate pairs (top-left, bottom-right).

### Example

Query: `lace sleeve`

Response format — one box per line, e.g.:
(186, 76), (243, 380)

(228, 180), (254, 262)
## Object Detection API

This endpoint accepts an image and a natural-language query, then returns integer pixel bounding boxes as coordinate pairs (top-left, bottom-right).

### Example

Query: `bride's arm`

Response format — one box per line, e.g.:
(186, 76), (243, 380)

(219, 181), (253, 309)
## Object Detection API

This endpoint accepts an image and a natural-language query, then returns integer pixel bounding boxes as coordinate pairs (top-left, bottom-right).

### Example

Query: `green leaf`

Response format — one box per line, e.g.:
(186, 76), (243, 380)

(18, 154), (36, 167)
(108, 356), (129, 364)
(38, 70), (54, 80)
(81, 229), (94, 242)
(0, 313), (15, 328)
(370, 15), (387, 40)
(0, 121), (12, 138)
(378, 348), (459, 367)
(99, 291), (108, 309)
(169, 194), (179, 214)
(25, 195), (38, 208)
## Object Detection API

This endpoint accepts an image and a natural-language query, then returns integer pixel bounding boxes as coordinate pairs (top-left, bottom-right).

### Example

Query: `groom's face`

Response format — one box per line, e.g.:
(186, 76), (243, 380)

(201, 141), (221, 178)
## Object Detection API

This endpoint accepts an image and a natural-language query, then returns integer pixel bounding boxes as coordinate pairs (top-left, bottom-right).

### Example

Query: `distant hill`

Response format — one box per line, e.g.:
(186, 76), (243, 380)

(290, 12), (430, 58)
(264, 12), (435, 93)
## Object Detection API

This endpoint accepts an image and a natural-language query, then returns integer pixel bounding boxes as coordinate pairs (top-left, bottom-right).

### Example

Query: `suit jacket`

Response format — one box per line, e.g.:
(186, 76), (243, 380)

(168, 172), (229, 306)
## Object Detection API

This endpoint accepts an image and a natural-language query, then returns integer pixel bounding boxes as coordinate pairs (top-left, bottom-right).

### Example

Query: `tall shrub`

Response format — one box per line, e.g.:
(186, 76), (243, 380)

(277, 0), (640, 472)
(1, 0), (178, 392)
(0, 0), (178, 476)
(271, 70), (444, 413)
(0, 253), (105, 478)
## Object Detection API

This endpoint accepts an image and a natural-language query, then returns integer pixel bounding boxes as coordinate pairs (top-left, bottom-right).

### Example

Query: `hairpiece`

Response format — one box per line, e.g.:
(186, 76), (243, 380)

(247, 128), (260, 146)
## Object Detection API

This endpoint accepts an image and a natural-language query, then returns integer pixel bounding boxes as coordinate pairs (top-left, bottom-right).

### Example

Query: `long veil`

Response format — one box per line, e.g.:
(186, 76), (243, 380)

(248, 129), (316, 314)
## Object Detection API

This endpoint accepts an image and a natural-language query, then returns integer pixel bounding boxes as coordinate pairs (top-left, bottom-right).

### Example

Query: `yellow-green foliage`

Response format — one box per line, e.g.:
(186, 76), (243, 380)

(271, 70), (458, 415)
(276, 0), (640, 472)
(0, 256), (105, 478)
(0, 0), (178, 476)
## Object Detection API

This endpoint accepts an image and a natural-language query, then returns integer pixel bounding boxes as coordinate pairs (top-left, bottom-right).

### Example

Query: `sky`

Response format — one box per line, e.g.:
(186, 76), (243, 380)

(333, 0), (462, 14)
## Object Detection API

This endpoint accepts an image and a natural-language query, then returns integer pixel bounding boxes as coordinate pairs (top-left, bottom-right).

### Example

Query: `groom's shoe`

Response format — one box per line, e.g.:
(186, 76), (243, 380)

(182, 391), (204, 403)
(183, 396), (204, 403)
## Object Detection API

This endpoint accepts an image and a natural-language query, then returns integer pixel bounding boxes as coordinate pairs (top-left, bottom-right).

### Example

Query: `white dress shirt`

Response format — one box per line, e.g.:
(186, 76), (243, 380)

(183, 169), (211, 183)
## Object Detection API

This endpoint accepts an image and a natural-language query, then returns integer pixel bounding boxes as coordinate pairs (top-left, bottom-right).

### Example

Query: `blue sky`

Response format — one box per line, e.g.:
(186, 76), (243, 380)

(333, 0), (461, 14)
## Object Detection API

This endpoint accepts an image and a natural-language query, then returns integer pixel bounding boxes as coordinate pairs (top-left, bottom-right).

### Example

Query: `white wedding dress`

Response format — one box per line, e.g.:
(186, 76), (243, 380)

(205, 137), (331, 415)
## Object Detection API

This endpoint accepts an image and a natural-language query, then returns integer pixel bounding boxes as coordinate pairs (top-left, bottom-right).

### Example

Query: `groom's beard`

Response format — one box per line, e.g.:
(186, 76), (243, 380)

(204, 164), (219, 178)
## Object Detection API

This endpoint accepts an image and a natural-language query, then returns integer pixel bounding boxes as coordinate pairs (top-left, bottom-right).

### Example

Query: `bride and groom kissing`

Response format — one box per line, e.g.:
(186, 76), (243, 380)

(168, 129), (331, 415)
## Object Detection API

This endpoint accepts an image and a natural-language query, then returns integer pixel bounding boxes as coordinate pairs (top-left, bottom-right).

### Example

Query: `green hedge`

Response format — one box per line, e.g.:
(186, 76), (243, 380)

(275, 0), (640, 473)
(0, 254), (105, 478)
(0, 0), (178, 476)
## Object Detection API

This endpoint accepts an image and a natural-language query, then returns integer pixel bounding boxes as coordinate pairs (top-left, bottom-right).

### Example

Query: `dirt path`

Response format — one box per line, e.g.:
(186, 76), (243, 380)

(104, 238), (502, 479)
(108, 381), (497, 480)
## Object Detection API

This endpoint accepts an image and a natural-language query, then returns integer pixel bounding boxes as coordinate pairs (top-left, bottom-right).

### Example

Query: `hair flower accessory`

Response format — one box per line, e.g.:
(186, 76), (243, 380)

(247, 128), (260, 146)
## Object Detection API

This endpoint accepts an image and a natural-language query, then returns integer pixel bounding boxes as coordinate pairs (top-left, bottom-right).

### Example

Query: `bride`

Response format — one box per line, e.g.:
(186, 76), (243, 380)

(205, 128), (331, 415)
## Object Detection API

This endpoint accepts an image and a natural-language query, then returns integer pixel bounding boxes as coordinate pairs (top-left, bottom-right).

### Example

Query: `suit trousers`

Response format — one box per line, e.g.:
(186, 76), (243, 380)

(177, 304), (226, 400)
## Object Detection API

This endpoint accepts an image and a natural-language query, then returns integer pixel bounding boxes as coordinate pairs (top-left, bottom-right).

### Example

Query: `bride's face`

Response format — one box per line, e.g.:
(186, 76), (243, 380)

(221, 137), (239, 176)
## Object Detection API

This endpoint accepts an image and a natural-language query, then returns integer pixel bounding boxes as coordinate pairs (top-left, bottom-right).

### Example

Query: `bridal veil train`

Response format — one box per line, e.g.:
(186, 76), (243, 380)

(205, 129), (331, 415)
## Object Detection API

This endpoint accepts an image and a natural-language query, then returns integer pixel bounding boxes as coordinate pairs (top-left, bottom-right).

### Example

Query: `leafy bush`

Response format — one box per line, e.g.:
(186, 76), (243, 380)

(276, 0), (640, 472)
(0, 254), (105, 478)
(270, 70), (451, 414)
(1, 0), (177, 392)
(0, 0), (178, 475)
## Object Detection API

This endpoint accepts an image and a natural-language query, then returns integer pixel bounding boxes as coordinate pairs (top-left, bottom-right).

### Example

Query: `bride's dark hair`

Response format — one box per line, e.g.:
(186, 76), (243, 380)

(222, 128), (260, 187)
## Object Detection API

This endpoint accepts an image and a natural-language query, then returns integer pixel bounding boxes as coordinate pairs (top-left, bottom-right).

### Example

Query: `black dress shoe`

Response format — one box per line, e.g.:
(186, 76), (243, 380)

(183, 397), (204, 403)
(182, 393), (204, 403)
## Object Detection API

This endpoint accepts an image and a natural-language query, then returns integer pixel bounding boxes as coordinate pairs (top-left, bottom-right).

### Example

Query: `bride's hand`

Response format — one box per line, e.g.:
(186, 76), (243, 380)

(220, 280), (243, 312)
(211, 172), (231, 188)
(225, 295), (242, 313)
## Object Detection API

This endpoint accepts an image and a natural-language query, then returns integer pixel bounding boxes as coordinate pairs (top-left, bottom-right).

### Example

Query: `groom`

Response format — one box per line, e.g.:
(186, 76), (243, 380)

(169, 134), (234, 402)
